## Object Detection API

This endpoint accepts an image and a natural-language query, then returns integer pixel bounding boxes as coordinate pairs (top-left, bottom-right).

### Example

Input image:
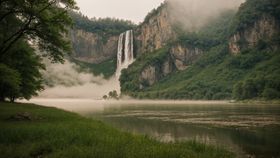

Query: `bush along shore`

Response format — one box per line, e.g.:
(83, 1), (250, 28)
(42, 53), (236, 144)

(0, 102), (234, 158)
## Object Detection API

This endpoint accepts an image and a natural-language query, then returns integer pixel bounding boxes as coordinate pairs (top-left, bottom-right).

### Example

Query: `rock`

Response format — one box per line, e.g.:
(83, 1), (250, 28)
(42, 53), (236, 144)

(140, 65), (159, 86)
(139, 55), (175, 87)
(135, 4), (177, 55)
(70, 29), (119, 64)
(138, 44), (204, 88)
(170, 44), (204, 70)
(229, 14), (280, 54)
(161, 56), (174, 76)
(229, 34), (242, 54)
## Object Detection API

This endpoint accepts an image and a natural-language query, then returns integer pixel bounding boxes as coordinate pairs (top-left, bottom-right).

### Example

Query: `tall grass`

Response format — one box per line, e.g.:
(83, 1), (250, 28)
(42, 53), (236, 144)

(0, 102), (234, 158)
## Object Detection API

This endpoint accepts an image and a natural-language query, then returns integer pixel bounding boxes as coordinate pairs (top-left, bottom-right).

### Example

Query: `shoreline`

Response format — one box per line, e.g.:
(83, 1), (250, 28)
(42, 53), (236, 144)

(21, 98), (280, 105)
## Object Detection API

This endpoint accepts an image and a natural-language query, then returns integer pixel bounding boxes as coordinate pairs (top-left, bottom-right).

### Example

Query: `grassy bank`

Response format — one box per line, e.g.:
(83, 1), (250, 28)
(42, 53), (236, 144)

(0, 102), (233, 158)
(232, 99), (280, 105)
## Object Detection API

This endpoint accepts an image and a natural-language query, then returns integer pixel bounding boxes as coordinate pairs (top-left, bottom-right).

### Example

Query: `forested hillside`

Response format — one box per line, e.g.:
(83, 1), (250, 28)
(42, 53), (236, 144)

(120, 0), (280, 100)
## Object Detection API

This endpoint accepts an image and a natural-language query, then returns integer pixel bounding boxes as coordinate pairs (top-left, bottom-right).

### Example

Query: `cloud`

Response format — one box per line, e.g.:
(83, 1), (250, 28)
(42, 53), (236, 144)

(167, 0), (245, 31)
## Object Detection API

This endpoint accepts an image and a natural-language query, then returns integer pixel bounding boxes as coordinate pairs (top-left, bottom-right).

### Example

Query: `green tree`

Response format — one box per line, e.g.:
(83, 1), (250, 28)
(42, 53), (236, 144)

(102, 95), (108, 100)
(0, 64), (21, 102)
(69, 11), (136, 39)
(233, 82), (244, 100)
(262, 88), (280, 100)
(2, 40), (45, 100)
(108, 90), (118, 99)
(0, 0), (77, 101)
(0, 0), (78, 62)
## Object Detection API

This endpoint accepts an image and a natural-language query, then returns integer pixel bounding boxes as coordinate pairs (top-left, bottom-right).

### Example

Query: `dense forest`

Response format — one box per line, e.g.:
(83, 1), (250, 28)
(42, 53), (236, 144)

(120, 0), (280, 100)
(70, 11), (136, 41)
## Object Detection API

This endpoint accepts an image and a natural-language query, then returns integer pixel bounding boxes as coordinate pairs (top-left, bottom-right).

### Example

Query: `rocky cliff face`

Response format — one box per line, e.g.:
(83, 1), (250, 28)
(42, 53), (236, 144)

(70, 3), (177, 65)
(139, 44), (203, 87)
(70, 29), (118, 64)
(133, 3), (207, 88)
(135, 5), (177, 55)
(170, 44), (204, 70)
(140, 65), (159, 87)
(139, 55), (175, 88)
(229, 14), (280, 54)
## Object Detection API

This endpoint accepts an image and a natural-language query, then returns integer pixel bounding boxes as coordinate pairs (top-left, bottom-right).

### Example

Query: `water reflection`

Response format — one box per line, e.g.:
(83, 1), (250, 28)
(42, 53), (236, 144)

(24, 99), (280, 158)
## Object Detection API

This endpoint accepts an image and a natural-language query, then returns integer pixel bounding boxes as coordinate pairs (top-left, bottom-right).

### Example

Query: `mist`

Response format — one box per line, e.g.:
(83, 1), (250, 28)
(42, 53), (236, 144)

(39, 59), (119, 99)
(167, 0), (245, 31)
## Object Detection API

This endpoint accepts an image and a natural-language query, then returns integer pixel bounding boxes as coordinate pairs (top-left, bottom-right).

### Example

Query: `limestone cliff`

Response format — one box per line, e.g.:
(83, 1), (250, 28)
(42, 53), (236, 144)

(140, 65), (159, 87)
(139, 55), (174, 87)
(170, 44), (204, 70)
(135, 4), (177, 55)
(69, 3), (177, 65)
(229, 14), (280, 54)
(70, 29), (118, 64)
(133, 3), (206, 87)
(120, 0), (280, 100)
(138, 44), (203, 87)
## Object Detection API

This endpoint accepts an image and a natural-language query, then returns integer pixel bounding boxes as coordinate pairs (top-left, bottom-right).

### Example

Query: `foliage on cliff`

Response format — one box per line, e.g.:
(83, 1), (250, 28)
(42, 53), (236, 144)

(121, 9), (236, 98)
(133, 47), (279, 100)
(142, 2), (166, 25)
(120, 48), (169, 93)
(73, 58), (117, 79)
(170, 10), (236, 52)
(70, 11), (136, 40)
(233, 51), (280, 100)
(123, 45), (280, 100)
(120, 0), (280, 100)
(230, 0), (280, 34)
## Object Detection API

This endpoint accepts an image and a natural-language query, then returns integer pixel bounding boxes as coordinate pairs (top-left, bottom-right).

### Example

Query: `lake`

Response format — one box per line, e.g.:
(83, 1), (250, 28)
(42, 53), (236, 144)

(23, 99), (280, 158)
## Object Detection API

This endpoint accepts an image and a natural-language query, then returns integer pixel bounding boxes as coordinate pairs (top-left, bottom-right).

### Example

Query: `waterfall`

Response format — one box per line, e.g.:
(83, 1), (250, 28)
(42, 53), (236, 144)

(116, 30), (134, 77)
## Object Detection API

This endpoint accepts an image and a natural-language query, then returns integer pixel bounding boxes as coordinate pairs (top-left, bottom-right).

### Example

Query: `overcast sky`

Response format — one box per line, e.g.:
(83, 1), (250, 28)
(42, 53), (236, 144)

(75, 0), (165, 24)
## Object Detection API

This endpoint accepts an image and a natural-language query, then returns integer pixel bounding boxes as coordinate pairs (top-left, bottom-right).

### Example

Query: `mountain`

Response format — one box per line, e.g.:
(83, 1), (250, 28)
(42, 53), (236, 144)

(120, 0), (280, 100)
(68, 12), (136, 78)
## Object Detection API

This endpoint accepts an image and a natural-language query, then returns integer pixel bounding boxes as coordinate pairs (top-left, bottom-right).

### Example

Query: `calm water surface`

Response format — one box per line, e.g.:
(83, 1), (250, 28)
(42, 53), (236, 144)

(24, 99), (280, 158)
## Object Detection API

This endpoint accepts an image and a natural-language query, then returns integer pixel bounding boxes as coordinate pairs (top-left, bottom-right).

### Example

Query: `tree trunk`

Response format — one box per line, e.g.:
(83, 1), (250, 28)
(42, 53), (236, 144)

(0, 96), (5, 102)
(9, 96), (15, 103)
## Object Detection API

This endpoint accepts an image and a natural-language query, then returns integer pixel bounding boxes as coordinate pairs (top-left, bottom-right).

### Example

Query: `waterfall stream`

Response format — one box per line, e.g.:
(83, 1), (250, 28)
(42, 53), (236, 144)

(116, 30), (134, 77)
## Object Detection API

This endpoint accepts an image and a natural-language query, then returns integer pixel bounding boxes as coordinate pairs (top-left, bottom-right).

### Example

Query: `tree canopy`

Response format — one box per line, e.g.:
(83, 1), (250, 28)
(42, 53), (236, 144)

(69, 11), (136, 40)
(0, 0), (77, 101)
(0, 0), (78, 63)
